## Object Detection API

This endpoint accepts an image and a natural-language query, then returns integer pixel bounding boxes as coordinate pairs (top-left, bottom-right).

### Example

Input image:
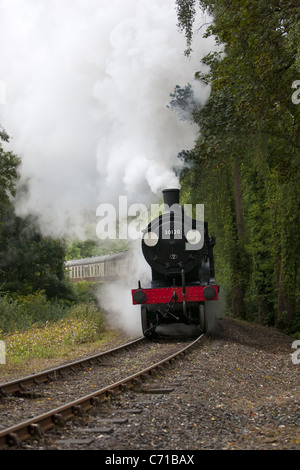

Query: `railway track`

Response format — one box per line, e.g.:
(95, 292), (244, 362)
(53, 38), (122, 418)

(0, 336), (145, 397)
(0, 334), (204, 449)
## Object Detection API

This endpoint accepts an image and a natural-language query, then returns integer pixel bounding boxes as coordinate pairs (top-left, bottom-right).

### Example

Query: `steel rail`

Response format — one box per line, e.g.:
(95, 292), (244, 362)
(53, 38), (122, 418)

(0, 336), (144, 397)
(0, 334), (204, 449)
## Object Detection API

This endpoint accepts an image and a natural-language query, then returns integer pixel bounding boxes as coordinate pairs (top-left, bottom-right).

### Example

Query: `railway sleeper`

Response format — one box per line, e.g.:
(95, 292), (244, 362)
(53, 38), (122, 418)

(15, 389), (43, 399)
(72, 405), (85, 417)
(52, 413), (66, 427)
(28, 423), (44, 439)
(6, 432), (22, 448)
(90, 396), (101, 406)
(0, 388), (8, 398)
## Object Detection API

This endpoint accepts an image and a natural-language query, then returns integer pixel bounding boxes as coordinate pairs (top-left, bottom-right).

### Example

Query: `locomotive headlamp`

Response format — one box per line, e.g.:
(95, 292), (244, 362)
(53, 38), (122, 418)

(186, 229), (201, 245)
(203, 286), (216, 299)
(133, 289), (147, 304)
(144, 232), (159, 247)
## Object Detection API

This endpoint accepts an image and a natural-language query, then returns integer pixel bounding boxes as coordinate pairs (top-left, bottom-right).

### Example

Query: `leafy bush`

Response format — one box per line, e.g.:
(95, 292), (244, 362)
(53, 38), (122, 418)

(0, 291), (66, 333)
(70, 281), (98, 304)
(1, 303), (103, 359)
(0, 295), (23, 332)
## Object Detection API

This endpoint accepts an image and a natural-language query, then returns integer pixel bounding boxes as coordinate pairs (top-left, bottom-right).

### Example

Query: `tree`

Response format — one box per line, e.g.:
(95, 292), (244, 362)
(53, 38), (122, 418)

(0, 128), (20, 217)
(176, 0), (300, 330)
(0, 127), (73, 300)
(0, 204), (73, 299)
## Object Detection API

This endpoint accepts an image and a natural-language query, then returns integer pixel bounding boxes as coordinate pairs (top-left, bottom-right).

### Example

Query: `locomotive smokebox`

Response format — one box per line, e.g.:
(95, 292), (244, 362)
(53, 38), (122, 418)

(162, 188), (180, 211)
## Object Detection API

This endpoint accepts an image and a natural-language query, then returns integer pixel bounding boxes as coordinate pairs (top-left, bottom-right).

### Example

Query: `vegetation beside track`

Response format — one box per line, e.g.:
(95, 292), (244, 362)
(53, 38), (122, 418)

(176, 0), (300, 336)
(0, 282), (112, 373)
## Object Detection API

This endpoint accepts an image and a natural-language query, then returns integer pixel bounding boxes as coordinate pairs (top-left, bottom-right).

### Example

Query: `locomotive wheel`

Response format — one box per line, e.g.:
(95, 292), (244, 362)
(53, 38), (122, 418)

(199, 303), (208, 333)
(141, 306), (156, 338)
(141, 305), (148, 334)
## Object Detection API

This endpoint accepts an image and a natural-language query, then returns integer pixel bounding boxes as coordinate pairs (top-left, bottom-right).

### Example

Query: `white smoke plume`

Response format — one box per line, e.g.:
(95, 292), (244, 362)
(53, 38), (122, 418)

(0, 0), (214, 238)
(100, 240), (150, 336)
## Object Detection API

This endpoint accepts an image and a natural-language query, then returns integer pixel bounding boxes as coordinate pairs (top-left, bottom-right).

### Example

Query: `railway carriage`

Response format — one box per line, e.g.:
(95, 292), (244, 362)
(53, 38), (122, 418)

(65, 251), (128, 282)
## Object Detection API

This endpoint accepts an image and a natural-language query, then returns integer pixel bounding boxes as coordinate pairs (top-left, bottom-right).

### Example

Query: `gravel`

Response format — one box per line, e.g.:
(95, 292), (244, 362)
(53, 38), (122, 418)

(2, 317), (300, 450)
(0, 340), (184, 430)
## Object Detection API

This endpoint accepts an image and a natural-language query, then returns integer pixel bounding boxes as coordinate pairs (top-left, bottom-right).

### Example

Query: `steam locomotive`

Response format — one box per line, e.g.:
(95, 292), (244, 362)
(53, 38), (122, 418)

(131, 189), (219, 337)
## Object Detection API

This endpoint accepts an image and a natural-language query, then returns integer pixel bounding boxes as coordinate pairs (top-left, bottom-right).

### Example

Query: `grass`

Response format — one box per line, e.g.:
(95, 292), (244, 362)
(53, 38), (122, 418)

(0, 286), (132, 381)
(0, 328), (119, 382)
(0, 294), (105, 368)
(3, 317), (98, 360)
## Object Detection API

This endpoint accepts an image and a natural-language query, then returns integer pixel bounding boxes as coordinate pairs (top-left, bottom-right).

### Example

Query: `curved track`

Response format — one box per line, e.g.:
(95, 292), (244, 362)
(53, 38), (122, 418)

(0, 334), (204, 449)
(0, 337), (144, 397)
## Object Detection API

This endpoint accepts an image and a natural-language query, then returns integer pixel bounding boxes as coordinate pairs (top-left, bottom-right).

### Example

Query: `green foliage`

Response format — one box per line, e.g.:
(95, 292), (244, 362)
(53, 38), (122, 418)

(0, 128), (77, 303)
(66, 239), (102, 260)
(65, 238), (128, 260)
(0, 291), (66, 333)
(0, 288), (103, 362)
(177, 0), (300, 333)
(2, 303), (103, 360)
(0, 149), (20, 204)
(69, 280), (99, 304)
(0, 131), (20, 217)
(175, 0), (197, 56)
(65, 302), (103, 334)
(0, 204), (74, 300)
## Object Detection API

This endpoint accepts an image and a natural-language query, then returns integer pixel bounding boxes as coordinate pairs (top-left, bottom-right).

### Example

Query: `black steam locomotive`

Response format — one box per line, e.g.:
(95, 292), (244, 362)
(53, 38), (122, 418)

(132, 189), (219, 337)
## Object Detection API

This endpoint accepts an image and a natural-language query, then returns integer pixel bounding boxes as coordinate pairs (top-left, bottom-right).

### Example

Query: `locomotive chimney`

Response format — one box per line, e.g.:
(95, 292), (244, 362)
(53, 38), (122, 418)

(162, 188), (180, 211)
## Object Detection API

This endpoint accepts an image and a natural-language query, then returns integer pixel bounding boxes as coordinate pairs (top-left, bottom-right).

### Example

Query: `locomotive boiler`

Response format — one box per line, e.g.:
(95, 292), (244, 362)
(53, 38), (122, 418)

(132, 189), (219, 337)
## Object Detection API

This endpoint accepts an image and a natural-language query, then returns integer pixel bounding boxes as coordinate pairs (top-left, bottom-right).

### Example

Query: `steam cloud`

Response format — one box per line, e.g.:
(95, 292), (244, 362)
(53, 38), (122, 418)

(0, 0), (214, 238)
(0, 1), (215, 335)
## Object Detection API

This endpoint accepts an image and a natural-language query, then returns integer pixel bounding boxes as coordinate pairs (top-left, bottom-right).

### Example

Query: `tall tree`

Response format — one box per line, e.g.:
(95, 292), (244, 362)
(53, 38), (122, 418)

(176, 0), (300, 330)
(0, 206), (72, 299)
(0, 128), (20, 217)
(0, 127), (72, 300)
